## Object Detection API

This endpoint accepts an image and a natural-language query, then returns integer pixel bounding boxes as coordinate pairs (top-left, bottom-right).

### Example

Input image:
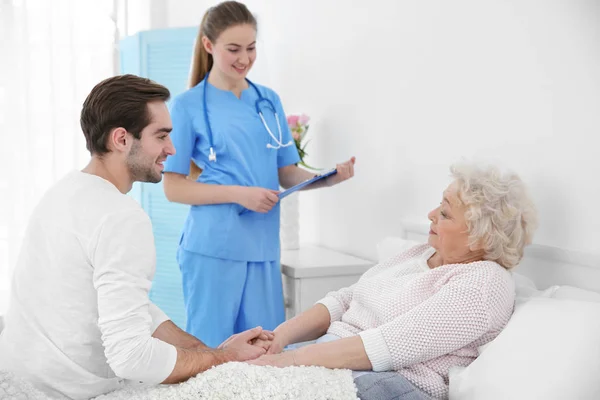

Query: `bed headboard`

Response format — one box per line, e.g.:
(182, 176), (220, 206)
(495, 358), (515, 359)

(387, 219), (600, 293)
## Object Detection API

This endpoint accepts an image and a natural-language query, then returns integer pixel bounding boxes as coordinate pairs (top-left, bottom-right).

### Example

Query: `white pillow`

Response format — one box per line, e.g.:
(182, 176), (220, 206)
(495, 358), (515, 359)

(449, 298), (600, 400)
(511, 272), (552, 304)
(475, 273), (553, 355)
(550, 285), (600, 303)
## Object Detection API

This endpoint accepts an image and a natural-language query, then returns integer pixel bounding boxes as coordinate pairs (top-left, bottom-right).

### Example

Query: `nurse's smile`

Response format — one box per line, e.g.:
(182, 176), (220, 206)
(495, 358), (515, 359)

(233, 65), (247, 74)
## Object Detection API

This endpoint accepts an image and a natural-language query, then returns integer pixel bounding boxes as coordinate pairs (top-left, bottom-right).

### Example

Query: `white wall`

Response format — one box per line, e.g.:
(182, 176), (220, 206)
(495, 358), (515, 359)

(150, 0), (600, 260)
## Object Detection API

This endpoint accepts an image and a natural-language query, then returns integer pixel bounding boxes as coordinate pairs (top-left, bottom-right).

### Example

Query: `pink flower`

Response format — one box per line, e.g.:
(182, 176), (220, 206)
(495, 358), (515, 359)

(298, 114), (310, 126)
(292, 131), (301, 141)
(287, 115), (299, 128)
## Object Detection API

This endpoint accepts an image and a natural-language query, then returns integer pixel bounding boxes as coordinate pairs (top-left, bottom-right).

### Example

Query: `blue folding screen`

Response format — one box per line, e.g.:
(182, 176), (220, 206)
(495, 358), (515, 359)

(119, 27), (198, 328)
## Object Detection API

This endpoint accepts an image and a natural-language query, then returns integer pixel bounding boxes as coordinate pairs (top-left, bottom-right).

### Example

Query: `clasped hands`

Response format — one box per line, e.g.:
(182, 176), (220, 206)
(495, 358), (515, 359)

(217, 326), (297, 368)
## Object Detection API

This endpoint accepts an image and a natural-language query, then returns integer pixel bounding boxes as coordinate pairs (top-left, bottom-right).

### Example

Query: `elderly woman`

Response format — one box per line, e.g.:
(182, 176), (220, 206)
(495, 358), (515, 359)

(250, 162), (538, 400)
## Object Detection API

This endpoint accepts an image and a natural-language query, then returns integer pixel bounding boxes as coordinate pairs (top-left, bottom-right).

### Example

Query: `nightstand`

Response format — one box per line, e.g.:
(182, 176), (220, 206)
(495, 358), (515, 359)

(281, 245), (374, 320)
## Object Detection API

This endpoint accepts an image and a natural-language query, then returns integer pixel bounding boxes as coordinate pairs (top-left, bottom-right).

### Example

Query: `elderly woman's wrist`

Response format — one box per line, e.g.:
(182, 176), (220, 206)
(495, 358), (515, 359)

(292, 346), (310, 366)
(273, 326), (292, 346)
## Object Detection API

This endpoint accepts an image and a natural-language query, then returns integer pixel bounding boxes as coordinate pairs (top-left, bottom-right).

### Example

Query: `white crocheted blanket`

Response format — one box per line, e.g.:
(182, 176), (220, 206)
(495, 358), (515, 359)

(1, 363), (358, 400)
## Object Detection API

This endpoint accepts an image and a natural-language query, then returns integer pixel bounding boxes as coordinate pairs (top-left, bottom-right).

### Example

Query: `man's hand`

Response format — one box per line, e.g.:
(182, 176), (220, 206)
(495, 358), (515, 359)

(219, 329), (274, 349)
(250, 329), (275, 351)
(162, 327), (272, 384)
(251, 338), (272, 352)
(218, 327), (271, 361)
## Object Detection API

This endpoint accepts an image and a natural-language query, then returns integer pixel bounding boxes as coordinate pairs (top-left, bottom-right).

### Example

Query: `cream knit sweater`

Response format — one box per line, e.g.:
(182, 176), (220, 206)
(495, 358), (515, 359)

(317, 244), (515, 399)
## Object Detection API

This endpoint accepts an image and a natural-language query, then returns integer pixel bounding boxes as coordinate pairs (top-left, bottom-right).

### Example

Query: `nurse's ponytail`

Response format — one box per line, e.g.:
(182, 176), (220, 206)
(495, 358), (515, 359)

(188, 11), (212, 88)
(188, 1), (257, 88)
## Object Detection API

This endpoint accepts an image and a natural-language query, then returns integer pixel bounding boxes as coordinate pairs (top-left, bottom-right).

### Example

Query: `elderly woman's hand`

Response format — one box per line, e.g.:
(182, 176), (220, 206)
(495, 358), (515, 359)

(250, 330), (289, 354)
(265, 332), (289, 354)
(246, 351), (297, 368)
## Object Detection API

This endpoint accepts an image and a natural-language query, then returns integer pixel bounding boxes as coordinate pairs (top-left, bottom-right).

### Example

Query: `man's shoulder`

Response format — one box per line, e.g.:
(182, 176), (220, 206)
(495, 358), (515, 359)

(40, 172), (147, 225)
(92, 193), (149, 229)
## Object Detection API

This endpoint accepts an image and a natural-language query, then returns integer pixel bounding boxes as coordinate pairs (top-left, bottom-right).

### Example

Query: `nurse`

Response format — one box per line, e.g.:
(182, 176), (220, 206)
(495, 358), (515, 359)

(163, 0), (355, 348)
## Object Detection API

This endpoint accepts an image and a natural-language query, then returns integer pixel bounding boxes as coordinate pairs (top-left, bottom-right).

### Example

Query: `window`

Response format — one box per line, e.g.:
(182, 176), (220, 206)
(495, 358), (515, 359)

(0, 0), (115, 314)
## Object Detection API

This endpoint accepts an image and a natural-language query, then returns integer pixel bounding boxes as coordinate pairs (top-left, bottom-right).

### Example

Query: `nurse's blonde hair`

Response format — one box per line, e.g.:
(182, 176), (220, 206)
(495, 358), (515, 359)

(189, 1), (257, 88)
(187, 1), (257, 179)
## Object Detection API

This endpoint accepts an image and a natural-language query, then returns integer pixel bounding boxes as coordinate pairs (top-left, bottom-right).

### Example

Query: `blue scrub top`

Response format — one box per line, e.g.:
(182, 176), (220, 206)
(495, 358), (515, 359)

(164, 80), (300, 262)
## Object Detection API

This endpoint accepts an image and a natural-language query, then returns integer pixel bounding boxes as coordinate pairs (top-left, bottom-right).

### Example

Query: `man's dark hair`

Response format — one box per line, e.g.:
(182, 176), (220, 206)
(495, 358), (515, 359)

(80, 74), (170, 155)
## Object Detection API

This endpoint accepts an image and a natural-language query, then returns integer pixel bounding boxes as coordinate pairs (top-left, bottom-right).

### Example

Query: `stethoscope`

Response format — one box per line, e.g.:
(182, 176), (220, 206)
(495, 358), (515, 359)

(202, 75), (293, 162)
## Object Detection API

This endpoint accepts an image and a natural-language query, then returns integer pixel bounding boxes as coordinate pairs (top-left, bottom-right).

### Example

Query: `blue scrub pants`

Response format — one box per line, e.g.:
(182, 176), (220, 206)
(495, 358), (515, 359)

(178, 249), (285, 348)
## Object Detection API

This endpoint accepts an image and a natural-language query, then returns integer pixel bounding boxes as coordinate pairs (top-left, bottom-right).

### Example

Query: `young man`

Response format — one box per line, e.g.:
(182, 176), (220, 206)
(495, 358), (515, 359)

(0, 75), (272, 399)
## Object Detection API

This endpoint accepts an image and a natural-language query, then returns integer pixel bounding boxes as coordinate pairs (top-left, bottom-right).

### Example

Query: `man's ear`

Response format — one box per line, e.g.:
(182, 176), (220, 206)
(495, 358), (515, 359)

(201, 36), (213, 54)
(108, 127), (130, 153)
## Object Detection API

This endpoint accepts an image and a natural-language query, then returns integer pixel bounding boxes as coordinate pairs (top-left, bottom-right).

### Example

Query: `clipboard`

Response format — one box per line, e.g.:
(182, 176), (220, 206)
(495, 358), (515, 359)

(238, 168), (338, 215)
(279, 168), (337, 199)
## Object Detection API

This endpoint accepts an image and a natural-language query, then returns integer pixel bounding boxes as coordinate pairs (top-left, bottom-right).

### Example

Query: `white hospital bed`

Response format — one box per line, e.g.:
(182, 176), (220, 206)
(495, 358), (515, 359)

(2, 222), (599, 400)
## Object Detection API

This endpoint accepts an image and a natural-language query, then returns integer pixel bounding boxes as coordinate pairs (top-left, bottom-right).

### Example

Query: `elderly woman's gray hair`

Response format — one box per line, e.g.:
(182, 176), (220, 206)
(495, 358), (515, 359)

(451, 162), (538, 269)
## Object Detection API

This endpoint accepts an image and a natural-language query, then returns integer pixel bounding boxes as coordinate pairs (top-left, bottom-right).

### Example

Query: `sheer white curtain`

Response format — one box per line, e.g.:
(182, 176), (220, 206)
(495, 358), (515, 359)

(0, 0), (117, 313)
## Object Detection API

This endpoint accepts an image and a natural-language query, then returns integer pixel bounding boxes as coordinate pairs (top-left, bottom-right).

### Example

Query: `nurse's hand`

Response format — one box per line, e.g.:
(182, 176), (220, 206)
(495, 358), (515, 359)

(237, 187), (280, 213)
(218, 326), (267, 361)
(327, 157), (356, 186)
